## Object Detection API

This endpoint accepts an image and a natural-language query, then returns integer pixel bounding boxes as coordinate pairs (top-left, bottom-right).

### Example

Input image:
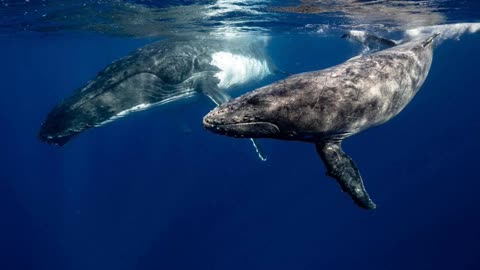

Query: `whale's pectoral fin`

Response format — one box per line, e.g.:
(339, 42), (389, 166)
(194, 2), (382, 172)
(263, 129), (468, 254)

(248, 138), (267, 161)
(315, 141), (376, 210)
(203, 86), (230, 106)
(200, 78), (268, 161)
(342, 32), (397, 50)
(195, 74), (228, 105)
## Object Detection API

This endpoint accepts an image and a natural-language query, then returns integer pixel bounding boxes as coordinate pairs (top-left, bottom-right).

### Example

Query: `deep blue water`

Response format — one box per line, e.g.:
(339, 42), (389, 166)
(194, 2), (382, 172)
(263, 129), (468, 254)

(1, 1), (480, 270)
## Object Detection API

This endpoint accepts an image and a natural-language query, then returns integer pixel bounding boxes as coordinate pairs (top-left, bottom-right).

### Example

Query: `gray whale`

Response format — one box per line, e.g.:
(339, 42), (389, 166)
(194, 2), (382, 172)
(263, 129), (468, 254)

(39, 37), (275, 160)
(204, 33), (439, 209)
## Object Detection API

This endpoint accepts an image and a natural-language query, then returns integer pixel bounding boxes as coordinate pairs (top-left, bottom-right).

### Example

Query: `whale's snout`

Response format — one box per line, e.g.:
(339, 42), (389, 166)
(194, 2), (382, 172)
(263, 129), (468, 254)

(38, 115), (82, 146)
(38, 129), (74, 146)
(38, 96), (97, 146)
(203, 103), (280, 138)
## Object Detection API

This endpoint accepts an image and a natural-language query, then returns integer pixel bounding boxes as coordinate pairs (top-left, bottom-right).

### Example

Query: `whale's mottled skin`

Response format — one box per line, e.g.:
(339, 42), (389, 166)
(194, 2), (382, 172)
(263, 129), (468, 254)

(204, 34), (439, 209)
(38, 37), (273, 160)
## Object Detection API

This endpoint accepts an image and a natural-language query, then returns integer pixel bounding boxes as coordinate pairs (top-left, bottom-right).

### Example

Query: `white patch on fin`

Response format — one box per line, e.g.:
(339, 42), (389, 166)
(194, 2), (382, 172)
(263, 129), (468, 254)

(348, 30), (369, 43)
(95, 91), (196, 127)
(210, 51), (271, 89)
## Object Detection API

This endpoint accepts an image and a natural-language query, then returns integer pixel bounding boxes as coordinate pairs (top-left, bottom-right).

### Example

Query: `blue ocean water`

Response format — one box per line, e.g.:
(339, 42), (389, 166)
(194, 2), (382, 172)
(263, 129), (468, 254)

(1, 1), (480, 270)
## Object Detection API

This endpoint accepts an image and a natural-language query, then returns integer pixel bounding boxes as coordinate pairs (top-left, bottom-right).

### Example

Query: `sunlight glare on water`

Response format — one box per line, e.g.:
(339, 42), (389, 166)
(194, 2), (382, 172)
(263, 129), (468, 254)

(1, 0), (478, 38)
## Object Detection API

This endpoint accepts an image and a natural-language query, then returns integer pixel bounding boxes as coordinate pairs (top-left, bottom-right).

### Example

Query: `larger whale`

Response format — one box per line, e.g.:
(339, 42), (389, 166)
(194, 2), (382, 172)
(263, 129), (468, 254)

(203, 33), (440, 209)
(38, 37), (276, 160)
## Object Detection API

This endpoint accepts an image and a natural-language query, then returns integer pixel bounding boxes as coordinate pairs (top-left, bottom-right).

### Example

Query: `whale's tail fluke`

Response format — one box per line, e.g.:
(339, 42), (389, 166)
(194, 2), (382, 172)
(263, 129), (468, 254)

(406, 23), (480, 45)
(316, 141), (376, 210)
(343, 23), (480, 53)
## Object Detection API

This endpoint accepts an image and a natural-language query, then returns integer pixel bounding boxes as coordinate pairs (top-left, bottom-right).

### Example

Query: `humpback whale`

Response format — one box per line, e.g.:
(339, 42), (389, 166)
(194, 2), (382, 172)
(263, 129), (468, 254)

(38, 37), (275, 160)
(203, 33), (440, 209)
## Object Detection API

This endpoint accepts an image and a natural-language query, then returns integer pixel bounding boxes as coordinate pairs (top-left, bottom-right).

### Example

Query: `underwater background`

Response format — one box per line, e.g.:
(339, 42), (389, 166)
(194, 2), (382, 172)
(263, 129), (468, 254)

(1, 1), (480, 269)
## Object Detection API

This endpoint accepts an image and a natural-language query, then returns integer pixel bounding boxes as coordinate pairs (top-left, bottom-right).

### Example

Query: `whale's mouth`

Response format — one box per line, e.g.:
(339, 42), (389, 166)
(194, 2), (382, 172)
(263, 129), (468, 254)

(38, 121), (82, 146)
(38, 133), (75, 146)
(203, 117), (280, 138)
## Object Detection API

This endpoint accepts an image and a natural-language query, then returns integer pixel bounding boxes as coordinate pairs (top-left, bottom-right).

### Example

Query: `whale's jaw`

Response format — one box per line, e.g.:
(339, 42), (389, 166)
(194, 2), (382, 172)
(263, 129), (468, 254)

(202, 100), (281, 139)
(38, 108), (87, 146)
(38, 127), (75, 146)
(203, 117), (280, 139)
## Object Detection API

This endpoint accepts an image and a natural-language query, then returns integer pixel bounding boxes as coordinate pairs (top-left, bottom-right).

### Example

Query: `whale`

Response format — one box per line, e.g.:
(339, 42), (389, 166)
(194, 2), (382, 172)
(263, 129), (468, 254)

(203, 33), (440, 209)
(38, 36), (275, 160)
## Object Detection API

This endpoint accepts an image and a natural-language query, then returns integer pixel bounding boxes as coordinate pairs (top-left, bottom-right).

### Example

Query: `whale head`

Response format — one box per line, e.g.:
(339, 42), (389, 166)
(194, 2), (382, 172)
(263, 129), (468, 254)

(38, 105), (90, 146)
(38, 78), (132, 146)
(203, 86), (294, 139)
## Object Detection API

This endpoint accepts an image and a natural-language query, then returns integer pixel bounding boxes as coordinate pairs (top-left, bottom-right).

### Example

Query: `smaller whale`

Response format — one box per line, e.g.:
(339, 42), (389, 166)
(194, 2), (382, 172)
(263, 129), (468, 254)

(341, 31), (398, 52)
(204, 33), (440, 209)
(39, 37), (276, 160)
